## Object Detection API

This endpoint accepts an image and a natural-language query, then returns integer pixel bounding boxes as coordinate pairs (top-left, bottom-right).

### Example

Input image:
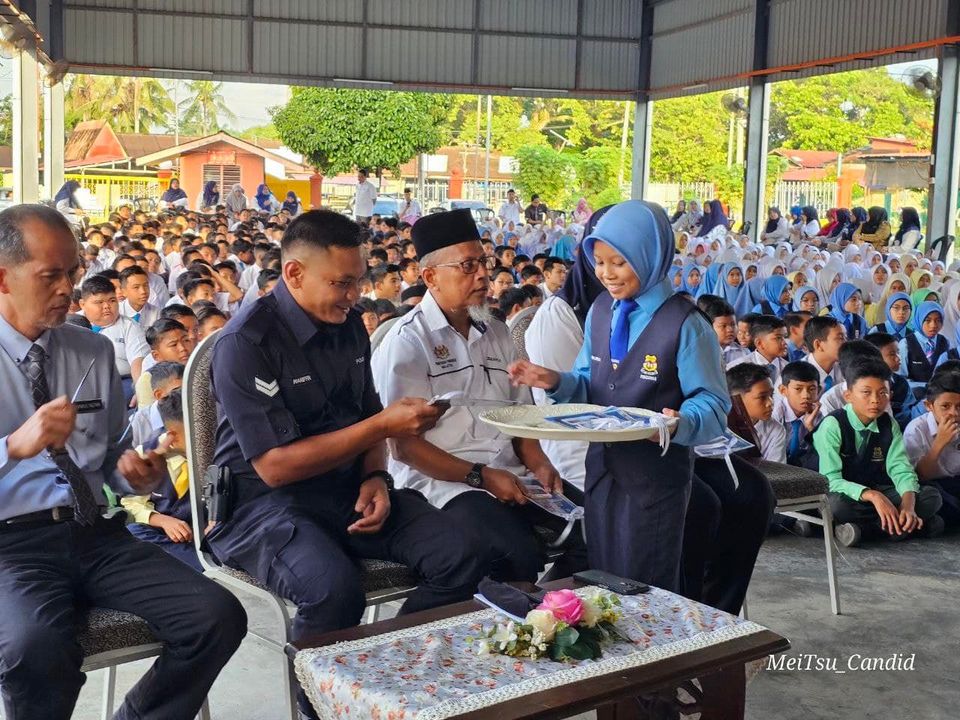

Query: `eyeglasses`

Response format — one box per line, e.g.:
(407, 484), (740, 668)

(429, 257), (498, 274)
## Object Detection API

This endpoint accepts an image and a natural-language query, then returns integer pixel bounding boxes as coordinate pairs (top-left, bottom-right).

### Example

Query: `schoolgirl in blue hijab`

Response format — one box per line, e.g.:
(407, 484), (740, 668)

(201, 180), (219, 208)
(715, 262), (751, 317)
(508, 200), (730, 594)
(870, 292), (912, 341)
(552, 232), (577, 262)
(255, 184), (274, 211)
(751, 275), (792, 317)
(828, 282), (867, 339)
(679, 263), (704, 296)
(899, 301), (948, 383)
(701, 261), (721, 297)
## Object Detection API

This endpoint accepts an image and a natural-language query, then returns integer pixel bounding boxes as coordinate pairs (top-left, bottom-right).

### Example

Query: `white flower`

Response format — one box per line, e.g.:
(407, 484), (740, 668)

(579, 598), (602, 628)
(476, 639), (491, 655)
(492, 621), (518, 649)
(524, 609), (560, 641)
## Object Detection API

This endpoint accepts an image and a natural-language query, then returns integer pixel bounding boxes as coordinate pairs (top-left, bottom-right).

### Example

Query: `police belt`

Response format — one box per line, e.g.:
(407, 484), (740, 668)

(1, 506), (81, 528)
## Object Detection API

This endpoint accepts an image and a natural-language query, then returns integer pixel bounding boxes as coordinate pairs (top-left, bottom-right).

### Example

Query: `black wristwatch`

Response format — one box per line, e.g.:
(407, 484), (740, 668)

(362, 470), (394, 490)
(464, 463), (485, 489)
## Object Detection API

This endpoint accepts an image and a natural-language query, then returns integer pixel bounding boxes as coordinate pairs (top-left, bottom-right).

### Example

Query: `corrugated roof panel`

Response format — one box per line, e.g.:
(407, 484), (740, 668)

(252, 20), (362, 78)
(650, 14), (753, 93)
(769, 0), (948, 69)
(478, 35), (577, 89)
(253, 0), (363, 22)
(138, 0), (246, 14)
(64, 0), (134, 8)
(581, 0), (643, 39)
(653, 0), (752, 33)
(579, 40), (640, 90)
(367, 29), (473, 84)
(138, 15), (248, 72)
(63, 8), (134, 65)
(367, 0), (475, 30)
(479, 0), (578, 35)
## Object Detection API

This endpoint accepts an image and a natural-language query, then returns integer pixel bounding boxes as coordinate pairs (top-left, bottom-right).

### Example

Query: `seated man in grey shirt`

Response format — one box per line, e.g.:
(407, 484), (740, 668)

(0, 205), (247, 720)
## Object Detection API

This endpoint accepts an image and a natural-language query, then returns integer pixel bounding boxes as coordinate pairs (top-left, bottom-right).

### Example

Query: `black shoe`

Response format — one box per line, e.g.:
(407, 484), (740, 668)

(924, 514), (945, 538)
(793, 519), (816, 537)
(834, 522), (862, 548)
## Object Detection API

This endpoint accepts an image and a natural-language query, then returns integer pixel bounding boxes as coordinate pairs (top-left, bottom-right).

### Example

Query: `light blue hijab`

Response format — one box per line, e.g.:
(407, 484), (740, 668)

(753, 275), (791, 317)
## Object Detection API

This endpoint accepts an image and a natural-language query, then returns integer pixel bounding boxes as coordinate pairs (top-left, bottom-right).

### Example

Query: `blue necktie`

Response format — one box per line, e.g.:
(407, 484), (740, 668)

(91, 325), (102, 333)
(824, 375), (834, 392)
(610, 299), (638, 369)
(132, 312), (141, 323)
(788, 418), (803, 460)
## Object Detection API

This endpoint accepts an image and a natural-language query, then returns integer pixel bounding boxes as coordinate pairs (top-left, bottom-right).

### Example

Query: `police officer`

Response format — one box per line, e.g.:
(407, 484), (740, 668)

(207, 209), (489, 718)
(0, 204), (246, 720)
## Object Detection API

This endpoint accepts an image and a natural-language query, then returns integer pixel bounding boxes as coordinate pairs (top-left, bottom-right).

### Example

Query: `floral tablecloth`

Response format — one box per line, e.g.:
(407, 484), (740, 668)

(294, 586), (767, 720)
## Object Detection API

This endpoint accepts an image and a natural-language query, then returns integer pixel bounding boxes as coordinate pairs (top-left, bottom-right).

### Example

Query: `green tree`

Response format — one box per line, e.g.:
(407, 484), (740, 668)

(512, 145), (574, 208)
(575, 146), (626, 208)
(65, 74), (174, 133)
(271, 87), (448, 176)
(0, 95), (12, 146)
(650, 91), (732, 183)
(178, 80), (236, 136)
(236, 123), (280, 142)
(769, 68), (934, 152)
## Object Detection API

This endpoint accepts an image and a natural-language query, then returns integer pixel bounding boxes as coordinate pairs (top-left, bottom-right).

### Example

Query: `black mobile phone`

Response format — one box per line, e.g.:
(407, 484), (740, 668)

(573, 569), (651, 595)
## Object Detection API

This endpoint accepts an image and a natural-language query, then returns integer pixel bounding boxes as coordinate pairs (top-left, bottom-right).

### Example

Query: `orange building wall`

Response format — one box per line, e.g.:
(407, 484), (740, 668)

(177, 144), (267, 209)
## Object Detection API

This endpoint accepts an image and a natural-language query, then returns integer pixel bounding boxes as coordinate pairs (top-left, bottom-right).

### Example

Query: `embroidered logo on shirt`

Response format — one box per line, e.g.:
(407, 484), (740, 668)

(292, 375), (313, 385)
(355, 356), (365, 365)
(872, 446), (884, 461)
(254, 377), (279, 397)
(640, 354), (659, 381)
(433, 345), (450, 360)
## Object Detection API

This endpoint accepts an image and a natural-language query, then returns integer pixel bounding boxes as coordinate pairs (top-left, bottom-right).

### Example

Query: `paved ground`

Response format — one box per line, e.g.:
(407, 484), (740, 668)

(56, 527), (960, 719)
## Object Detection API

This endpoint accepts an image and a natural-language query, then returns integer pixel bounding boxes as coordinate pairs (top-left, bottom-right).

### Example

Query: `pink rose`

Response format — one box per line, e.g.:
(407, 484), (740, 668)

(537, 590), (584, 625)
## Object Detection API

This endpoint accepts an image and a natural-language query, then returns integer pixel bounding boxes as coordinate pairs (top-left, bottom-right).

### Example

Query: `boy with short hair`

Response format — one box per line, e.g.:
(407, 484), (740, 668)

(726, 315), (789, 386)
(119, 265), (160, 327)
(773, 360), (822, 467)
(79, 275), (149, 402)
(727, 363), (786, 463)
(813, 357), (943, 547)
(182, 277), (217, 306)
(802, 316), (845, 394)
(819, 340), (885, 417)
(196, 306), (228, 340)
(904, 370), (960, 525)
(520, 264), (544, 286)
(737, 312), (760, 352)
(498, 286), (531, 322)
(864, 332), (918, 428)
(131, 361), (184, 446)
(135, 317), (193, 407)
(697, 294), (748, 366)
(121, 392), (202, 571)
(784, 311), (813, 362)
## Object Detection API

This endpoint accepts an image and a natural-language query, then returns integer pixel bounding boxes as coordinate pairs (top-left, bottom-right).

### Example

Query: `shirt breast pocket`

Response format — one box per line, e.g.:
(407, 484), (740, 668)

(279, 378), (323, 418)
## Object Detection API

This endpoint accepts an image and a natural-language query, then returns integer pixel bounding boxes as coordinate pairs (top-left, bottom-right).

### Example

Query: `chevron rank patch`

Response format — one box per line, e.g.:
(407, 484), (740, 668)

(254, 377), (279, 397)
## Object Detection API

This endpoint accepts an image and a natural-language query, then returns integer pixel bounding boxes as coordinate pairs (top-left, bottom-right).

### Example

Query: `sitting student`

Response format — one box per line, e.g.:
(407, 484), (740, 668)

(813, 357), (943, 547)
(784, 311), (812, 362)
(355, 297), (379, 336)
(751, 275), (792, 317)
(828, 282), (868, 340)
(119, 265), (160, 327)
(802, 316), (845, 394)
(736, 312), (760, 352)
(159, 304), (198, 353)
(899, 300), (948, 386)
(182, 277), (217, 307)
(904, 370), (960, 526)
(520, 264), (544, 287)
(196, 305), (228, 340)
(773, 360), (822, 467)
(519, 282), (544, 309)
(135, 317), (192, 408)
(864, 332), (918, 429)
(121, 393), (202, 571)
(726, 314), (789, 386)
(132, 361), (184, 447)
(820, 340), (887, 417)
(698, 294), (747, 367)
(870, 292), (911, 341)
(727, 363), (785, 463)
(499, 286), (532, 323)
(79, 274), (150, 402)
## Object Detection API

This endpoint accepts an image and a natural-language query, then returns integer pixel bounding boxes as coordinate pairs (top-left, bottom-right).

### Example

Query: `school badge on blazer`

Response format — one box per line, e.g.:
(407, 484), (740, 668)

(640, 354), (659, 381)
(872, 446), (884, 461)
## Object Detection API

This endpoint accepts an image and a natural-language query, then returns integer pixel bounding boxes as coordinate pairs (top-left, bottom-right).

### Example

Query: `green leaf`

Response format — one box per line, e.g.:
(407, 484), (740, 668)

(554, 626), (580, 648)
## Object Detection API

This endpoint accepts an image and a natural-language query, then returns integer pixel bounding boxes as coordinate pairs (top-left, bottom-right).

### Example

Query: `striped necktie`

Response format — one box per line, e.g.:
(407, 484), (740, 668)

(22, 344), (101, 525)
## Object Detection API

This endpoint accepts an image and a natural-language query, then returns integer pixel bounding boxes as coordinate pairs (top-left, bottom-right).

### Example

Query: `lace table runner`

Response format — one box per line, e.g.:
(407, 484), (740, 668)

(295, 587), (767, 720)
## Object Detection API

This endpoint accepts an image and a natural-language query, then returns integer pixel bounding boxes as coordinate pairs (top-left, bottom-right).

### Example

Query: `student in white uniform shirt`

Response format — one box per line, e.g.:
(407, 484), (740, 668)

(523, 246), (606, 492)
(497, 189), (523, 227)
(801, 316), (844, 395)
(773, 361), (823, 466)
(372, 210), (587, 583)
(79, 275), (150, 402)
(818, 339), (894, 418)
(726, 315), (789, 387)
(539, 256), (567, 300)
(727, 363), (786, 463)
(119, 266), (161, 328)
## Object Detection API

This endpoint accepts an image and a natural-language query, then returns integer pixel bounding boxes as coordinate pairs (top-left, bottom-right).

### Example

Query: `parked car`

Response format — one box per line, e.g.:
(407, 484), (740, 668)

(370, 196), (403, 218)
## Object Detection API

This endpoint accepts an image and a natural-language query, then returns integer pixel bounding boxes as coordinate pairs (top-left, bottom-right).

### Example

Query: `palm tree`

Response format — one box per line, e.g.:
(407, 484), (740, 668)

(178, 80), (236, 136)
(64, 74), (174, 133)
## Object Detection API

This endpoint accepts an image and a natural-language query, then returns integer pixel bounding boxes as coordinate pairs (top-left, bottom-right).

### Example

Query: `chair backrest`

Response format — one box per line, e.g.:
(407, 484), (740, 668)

(370, 316), (401, 354)
(930, 234), (955, 264)
(508, 305), (538, 361)
(182, 331), (221, 568)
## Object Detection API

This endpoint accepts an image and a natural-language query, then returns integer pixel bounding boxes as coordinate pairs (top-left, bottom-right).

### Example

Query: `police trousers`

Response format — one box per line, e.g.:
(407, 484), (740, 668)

(0, 514), (246, 720)
(210, 487), (489, 640)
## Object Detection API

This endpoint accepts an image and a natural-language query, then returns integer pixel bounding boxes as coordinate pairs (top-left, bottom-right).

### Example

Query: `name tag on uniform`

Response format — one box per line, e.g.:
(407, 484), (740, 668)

(74, 399), (104, 414)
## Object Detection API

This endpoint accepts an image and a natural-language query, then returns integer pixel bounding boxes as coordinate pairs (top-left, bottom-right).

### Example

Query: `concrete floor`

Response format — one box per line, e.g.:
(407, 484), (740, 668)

(59, 528), (960, 720)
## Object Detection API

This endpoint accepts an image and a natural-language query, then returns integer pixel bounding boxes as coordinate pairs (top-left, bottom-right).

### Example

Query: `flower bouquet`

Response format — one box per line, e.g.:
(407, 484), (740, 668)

(470, 589), (627, 662)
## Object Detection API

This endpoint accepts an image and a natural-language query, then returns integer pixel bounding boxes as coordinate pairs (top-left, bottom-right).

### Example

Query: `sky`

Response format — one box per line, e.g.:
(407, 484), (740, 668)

(0, 59), (939, 133)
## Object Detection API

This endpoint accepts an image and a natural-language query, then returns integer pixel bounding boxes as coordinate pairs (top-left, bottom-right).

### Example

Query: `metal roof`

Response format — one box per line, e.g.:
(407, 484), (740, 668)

(11, 1), (958, 99)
